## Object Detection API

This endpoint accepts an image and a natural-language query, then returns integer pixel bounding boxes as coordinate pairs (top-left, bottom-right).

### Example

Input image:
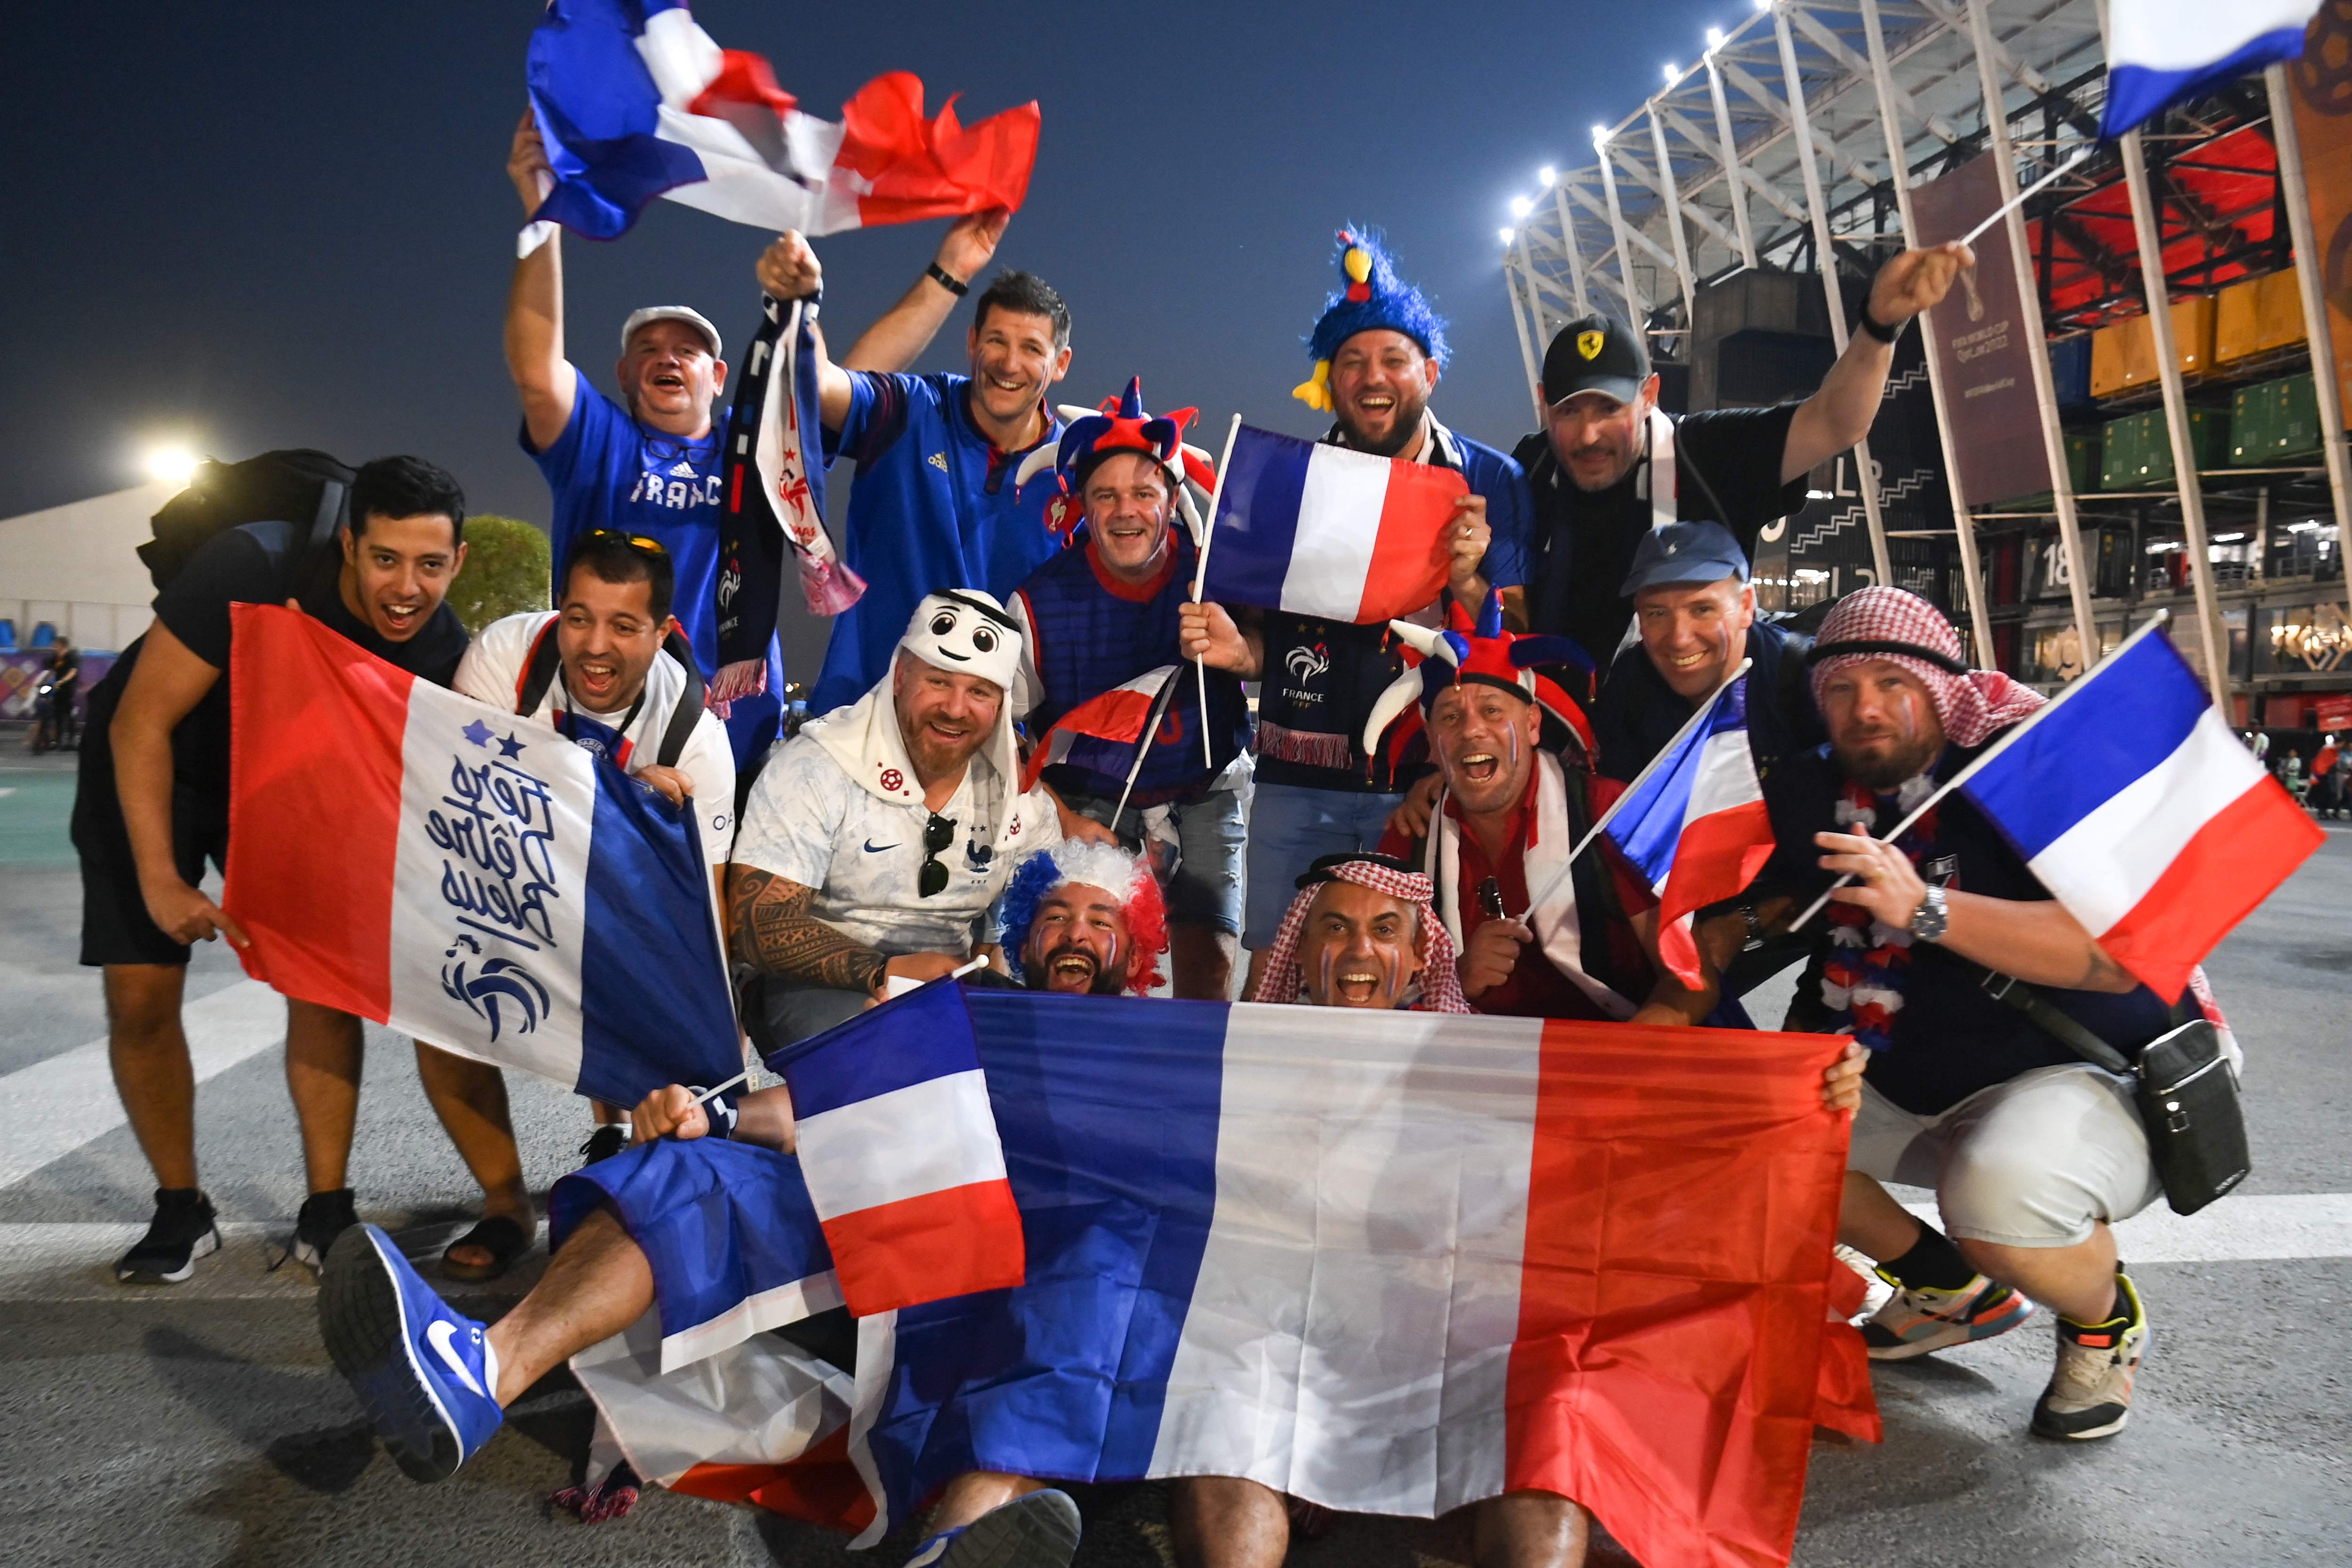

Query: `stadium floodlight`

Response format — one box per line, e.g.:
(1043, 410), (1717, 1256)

(1753, 0), (1772, 10)
(1500, 227), (1517, 246)
(1510, 195), (1534, 218)
(1663, 63), (1679, 82)
(1706, 26), (1725, 47)
(1538, 165), (1556, 186)
(1591, 123), (1611, 147)
(146, 446), (199, 486)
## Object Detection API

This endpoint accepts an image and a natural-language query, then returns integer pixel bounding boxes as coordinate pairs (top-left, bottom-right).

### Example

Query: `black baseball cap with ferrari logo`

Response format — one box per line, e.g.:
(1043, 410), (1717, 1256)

(1541, 311), (1650, 406)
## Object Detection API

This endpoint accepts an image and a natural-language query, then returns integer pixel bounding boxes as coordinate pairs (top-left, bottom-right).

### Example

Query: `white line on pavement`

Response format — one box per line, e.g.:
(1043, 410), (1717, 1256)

(0, 1219), (546, 1303)
(1900, 1193), (2352, 1264)
(0, 980), (286, 1190)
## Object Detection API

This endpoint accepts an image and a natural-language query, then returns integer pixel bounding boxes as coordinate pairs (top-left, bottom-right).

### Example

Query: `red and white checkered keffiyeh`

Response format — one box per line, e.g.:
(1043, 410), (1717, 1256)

(1808, 586), (2044, 748)
(1247, 858), (1474, 1014)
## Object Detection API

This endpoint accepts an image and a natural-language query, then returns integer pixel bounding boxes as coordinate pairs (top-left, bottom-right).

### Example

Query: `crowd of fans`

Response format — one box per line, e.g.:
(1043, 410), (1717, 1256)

(63, 114), (2222, 1567)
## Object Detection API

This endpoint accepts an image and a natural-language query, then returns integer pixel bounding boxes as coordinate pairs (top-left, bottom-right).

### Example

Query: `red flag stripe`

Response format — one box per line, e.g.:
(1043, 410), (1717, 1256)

(817, 1179), (1026, 1317)
(1355, 462), (1468, 622)
(2094, 776), (2323, 999)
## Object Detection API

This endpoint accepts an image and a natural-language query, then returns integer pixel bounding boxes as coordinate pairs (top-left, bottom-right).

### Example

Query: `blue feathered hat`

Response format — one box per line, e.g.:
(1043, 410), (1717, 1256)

(1294, 226), (1450, 411)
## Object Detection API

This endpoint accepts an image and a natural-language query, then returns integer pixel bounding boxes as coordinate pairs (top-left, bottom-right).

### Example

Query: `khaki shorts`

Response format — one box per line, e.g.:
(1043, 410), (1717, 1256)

(1850, 1063), (2162, 1249)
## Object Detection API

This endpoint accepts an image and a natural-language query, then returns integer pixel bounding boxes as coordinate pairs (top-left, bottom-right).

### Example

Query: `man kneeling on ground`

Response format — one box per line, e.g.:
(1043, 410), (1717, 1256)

(317, 844), (1168, 1568)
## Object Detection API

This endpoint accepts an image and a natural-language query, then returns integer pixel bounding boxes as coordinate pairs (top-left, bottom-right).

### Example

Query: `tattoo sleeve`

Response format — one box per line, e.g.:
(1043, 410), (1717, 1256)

(726, 866), (888, 993)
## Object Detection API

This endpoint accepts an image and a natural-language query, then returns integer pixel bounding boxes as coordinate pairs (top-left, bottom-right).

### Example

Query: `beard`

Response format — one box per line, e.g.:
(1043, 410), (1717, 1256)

(1025, 939), (1124, 995)
(1834, 731), (1940, 791)
(1335, 388), (1431, 458)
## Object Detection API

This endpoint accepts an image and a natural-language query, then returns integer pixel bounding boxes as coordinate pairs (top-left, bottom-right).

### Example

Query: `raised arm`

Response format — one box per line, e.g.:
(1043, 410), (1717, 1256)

(112, 624), (245, 948)
(754, 233), (857, 432)
(1780, 243), (1973, 484)
(505, 109), (576, 452)
(837, 210), (1010, 372)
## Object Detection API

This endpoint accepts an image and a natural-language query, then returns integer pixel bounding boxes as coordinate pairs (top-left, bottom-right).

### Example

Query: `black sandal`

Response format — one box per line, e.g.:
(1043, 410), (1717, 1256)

(441, 1214), (533, 1282)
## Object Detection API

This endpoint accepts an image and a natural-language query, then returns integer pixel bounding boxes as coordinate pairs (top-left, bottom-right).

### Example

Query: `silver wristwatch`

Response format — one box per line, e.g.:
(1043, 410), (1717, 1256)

(1906, 884), (1949, 942)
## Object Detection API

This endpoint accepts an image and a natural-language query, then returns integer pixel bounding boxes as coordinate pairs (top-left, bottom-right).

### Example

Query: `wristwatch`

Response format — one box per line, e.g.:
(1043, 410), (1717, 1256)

(1906, 884), (1949, 942)
(926, 261), (970, 297)
(1859, 303), (1902, 344)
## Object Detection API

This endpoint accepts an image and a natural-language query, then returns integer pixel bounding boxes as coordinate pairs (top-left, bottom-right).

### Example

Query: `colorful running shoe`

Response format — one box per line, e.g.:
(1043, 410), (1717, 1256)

(2033, 1270), (2150, 1441)
(903, 1488), (1082, 1568)
(1862, 1270), (2035, 1361)
(318, 1223), (505, 1482)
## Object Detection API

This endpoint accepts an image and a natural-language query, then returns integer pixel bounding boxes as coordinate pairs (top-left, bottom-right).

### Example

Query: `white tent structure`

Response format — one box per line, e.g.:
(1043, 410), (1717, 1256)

(0, 481), (171, 654)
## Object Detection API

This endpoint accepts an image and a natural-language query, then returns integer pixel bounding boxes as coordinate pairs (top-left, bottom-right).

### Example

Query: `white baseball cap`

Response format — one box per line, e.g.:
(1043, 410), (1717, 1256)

(619, 306), (723, 360)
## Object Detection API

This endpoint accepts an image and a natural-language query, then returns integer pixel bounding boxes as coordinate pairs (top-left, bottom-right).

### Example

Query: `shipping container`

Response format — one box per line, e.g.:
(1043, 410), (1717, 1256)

(2171, 294), (2217, 377)
(2090, 314), (2155, 398)
(2049, 334), (2093, 409)
(2105, 407), (2230, 488)
(2230, 373), (2325, 464)
(2215, 267), (2308, 363)
(2099, 410), (2146, 491)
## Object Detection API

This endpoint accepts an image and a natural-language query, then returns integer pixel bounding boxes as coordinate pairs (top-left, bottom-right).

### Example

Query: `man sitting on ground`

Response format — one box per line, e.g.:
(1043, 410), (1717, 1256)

(415, 529), (738, 1280)
(726, 591), (1061, 1046)
(317, 844), (1173, 1568)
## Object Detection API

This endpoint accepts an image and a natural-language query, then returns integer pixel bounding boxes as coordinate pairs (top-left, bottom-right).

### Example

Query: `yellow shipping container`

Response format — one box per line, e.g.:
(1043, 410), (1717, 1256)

(2170, 293), (2216, 376)
(2090, 314), (2155, 398)
(2217, 266), (2308, 362)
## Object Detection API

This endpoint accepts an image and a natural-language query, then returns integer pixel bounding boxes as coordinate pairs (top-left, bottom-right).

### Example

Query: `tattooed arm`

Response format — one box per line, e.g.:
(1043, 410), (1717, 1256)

(726, 865), (890, 994)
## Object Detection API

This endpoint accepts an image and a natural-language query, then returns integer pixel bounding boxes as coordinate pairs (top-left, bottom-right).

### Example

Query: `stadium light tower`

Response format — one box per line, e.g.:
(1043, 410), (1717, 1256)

(1510, 195), (1534, 218)
(1706, 26), (1725, 48)
(1499, 227), (1516, 245)
(1538, 165), (1556, 186)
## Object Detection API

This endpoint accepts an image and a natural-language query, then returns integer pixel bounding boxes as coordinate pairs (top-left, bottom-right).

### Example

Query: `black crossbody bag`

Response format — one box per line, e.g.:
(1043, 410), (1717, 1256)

(1974, 968), (2250, 1216)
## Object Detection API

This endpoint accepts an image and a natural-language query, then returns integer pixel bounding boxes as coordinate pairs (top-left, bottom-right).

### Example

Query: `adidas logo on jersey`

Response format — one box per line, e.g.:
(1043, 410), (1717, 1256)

(668, 460), (698, 478)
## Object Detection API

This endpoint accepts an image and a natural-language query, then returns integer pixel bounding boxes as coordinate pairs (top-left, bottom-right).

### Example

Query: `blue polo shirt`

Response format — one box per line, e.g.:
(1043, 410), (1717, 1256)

(523, 366), (784, 761)
(809, 371), (1065, 714)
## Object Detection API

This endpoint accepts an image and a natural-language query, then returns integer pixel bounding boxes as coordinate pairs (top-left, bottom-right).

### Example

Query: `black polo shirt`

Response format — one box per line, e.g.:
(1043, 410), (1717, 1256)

(1759, 738), (2179, 1116)
(1515, 405), (1807, 673)
(1592, 619), (1825, 786)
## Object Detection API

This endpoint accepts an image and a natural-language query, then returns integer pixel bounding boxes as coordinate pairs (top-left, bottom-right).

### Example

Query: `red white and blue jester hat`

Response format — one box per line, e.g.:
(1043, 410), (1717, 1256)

(1360, 593), (1596, 767)
(1293, 226), (1451, 412)
(1013, 376), (1219, 542)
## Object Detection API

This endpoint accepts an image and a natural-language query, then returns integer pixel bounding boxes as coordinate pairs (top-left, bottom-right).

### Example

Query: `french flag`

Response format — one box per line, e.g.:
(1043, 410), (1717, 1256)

(1018, 664), (1183, 790)
(221, 605), (742, 1108)
(524, 0), (1039, 247)
(771, 980), (1025, 1317)
(1199, 424), (1468, 623)
(1602, 675), (1775, 987)
(1956, 622), (2322, 999)
(2100, 0), (2321, 140)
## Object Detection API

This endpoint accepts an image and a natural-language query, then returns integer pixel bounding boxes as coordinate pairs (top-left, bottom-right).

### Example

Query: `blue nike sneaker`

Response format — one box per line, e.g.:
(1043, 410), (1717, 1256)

(904, 1488), (1081, 1568)
(318, 1223), (505, 1482)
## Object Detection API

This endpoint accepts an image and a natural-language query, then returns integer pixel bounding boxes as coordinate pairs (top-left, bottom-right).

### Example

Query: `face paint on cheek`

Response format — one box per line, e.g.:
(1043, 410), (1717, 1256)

(1380, 943), (1404, 1007)
(1316, 945), (1338, 1004)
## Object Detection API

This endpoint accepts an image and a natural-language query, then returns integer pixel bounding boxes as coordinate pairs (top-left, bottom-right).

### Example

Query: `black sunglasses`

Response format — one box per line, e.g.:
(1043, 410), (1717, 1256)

(917, 813), (957, 898)
(584, 528), (669, 557)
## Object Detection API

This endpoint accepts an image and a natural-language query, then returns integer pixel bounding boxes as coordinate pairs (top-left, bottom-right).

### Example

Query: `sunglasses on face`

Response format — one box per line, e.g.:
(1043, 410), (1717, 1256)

(918, 812), (957, 899)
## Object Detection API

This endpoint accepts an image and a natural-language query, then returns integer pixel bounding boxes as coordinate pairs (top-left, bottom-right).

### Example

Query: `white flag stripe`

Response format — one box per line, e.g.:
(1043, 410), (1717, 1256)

(573, 1304), (853, 1485)
(2108, 0), (2319, 70)
(794, 1070), (1009, 1220)
(1147, 1005), (1545, 1516)
(1282, 448), (1388, 620)
(1682, 726), (1765, 832)
(2025, 708), (2266, 935)
(658, 1268), (847, 1376)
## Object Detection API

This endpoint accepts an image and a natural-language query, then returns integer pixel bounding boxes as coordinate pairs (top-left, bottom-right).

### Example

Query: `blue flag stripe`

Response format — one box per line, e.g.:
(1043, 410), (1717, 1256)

(579, 766), (743, 1107)
(1958, 634), (2209, 860)
(865, 993), (1230, 1508)
(1606, 679), (1747, 886)
(2101, 26), (2310, 140)
(773, 979), (985, 1118)
(1199, 427), (1311, 609)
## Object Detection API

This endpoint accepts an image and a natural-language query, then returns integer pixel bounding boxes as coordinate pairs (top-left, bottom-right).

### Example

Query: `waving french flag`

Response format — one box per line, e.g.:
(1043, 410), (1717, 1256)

(1018, 665), (1184, 790)
(524, 0), (1039, 247)
(2101, 0), (2321, 140)
(1955, 621), (2321, 998)
(221, 605), (741, 1108)
(1601, 673), (1775, 987)
(1200, 424), (1468, 623)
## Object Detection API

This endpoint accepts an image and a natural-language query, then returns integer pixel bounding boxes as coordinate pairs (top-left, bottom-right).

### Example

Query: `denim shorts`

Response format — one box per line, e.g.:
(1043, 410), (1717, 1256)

(1064, 786), (1248, 936)
(1240, 781), (1406, 949)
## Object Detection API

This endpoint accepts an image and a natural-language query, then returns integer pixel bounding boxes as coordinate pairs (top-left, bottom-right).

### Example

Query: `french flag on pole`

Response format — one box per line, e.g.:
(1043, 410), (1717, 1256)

(771, 980), (1025, 1317)
(1018, 664), (1183, 791)
(524, 0), (1039, 248)
(2100, 0), (2322, 140)
(1199, 424), (1468, 623)
(222, 605), (742, 1107)
(1601, 673), (1776, 987)
(1955, 621), (2323, 999)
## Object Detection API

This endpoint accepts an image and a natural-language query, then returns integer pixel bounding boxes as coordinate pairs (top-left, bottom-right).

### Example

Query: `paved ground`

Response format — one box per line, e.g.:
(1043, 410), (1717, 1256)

(1, 744), (2346, 1567)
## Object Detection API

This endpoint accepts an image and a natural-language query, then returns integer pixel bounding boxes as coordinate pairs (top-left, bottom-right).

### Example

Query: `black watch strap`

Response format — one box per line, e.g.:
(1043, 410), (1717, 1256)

(1859, 304), (1901, 344)
(926, 262), (969, 297)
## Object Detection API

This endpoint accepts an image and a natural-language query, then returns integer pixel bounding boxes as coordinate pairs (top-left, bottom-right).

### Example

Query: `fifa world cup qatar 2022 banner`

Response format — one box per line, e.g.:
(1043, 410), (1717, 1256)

(221, 605), (741, 1106)
(1911, 154), (2052, 509)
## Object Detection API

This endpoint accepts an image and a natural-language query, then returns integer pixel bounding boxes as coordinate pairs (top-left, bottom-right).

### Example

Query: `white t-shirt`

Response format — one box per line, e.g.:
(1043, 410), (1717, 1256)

(731, 730), (1060, 957)
(454, 611), (736, 870)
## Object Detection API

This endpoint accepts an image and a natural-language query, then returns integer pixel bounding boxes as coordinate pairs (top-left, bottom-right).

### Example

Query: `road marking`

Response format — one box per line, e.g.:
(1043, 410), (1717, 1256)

(0, 1219), (545, 1303)
(0, 787), (16, 798)
(1900, 1193), (2352, 1264)
(0, 980), (286, 1190)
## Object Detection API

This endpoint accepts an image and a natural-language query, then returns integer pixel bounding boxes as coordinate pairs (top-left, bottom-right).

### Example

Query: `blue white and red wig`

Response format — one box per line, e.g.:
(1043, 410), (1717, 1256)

(997, 840), (1168, 995)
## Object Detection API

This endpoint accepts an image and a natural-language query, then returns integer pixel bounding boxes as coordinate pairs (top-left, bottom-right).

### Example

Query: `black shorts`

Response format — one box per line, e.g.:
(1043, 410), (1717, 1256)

(71, 689), (230, 969)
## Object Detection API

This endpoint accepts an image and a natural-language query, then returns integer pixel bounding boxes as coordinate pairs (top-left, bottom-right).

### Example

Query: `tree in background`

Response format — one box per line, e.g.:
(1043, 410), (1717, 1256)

(447, 515), (550, 634)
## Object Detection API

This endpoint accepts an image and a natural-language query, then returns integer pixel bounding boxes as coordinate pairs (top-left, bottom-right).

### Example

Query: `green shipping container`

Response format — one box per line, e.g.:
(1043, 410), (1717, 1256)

(2010, 430), (2101, 508)
(2230, 373), (2323, 464)
(2130, 406), (2230, 489)
(2099, 412), (2144, 491)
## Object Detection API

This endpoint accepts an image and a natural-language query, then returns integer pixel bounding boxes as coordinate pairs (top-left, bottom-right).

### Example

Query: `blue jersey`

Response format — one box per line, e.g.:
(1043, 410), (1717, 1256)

(810, 372), (1065, 713)
(524, 366), (784, 763)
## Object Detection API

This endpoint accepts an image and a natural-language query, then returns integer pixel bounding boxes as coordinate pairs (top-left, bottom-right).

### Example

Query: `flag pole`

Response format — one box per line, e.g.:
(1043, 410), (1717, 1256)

(1518, 658), (1752, 919)
(1785, 610), (2174, 931)
(1189, 414), (1243, 771)
(1109, 666), (1190, 834)
(1955, 145), (2096, 248)
(692, 954), (989, 1109)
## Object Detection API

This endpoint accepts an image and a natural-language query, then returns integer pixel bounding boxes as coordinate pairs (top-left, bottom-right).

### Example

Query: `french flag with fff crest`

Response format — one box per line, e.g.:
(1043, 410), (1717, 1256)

(523, 0), (1039, 248)
(221, 605), (741, 1107)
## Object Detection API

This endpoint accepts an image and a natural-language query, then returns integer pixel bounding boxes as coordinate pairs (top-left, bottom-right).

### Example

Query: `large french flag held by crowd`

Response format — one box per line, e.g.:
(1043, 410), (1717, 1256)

(524, 0), (1039, 247)
(577, 987), (1873, 1568)
(221, 605), (742, 1107)
(2101, 1), (2322, 140)
(1955, 620), (2322, 999)
(1600, 671), (1776, 987)
(1199, 423), (1470, 623)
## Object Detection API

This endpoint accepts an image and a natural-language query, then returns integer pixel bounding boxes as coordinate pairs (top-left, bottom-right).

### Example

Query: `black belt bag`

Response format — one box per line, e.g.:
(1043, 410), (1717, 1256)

(1977, 971), (2251, 1216)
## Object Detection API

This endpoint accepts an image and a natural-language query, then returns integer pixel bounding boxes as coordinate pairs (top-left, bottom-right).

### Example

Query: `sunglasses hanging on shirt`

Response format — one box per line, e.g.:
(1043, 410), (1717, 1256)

(917, 813), (957, 898)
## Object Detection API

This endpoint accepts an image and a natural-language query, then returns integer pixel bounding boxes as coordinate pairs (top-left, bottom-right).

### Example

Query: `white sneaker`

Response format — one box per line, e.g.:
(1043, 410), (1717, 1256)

(2031, 1271), (2149, 1441)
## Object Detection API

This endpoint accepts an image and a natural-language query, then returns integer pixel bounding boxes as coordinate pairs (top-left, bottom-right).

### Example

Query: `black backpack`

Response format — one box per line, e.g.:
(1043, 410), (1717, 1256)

(137, 449), (353, 595)
(514, 617), (707, 771)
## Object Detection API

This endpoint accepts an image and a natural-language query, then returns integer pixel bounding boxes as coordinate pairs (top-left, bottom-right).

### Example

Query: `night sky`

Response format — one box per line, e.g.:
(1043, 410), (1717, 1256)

(7, 0), (1732, 668)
